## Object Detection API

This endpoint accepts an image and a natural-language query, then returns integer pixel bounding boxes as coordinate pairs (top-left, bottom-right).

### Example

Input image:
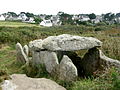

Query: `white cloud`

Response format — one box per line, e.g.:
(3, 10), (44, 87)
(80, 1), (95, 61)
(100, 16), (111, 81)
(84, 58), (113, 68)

(0, 0), (120, 14)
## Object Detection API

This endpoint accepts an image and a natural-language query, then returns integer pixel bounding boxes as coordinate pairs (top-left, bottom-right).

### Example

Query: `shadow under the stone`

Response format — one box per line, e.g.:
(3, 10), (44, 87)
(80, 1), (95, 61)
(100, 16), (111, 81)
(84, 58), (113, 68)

(56, 51), (86, 77)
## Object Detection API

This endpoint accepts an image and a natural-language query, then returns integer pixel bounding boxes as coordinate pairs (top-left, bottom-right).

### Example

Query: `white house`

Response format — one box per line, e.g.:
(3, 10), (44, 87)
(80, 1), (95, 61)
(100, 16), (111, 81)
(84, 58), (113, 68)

(79, 15), (90, 21)
(18, 13), (28, 21)
(91, 15), (103, 23)
(91, 19), (100, 23)
(39, 14), (46, 20)
(40, 20), (52, 27)
(51, 15), (61, 26)
(72, 15), (79, 20)
(28, 17), (35, 23)
(0, 15), (5, 21)
(115, 17), (120, 23)
(23, 17), (35, 23)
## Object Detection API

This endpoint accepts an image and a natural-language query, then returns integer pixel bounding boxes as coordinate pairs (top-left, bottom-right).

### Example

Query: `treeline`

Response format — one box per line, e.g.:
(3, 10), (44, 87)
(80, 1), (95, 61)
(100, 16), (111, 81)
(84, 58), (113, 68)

(2, 11), (120, 25)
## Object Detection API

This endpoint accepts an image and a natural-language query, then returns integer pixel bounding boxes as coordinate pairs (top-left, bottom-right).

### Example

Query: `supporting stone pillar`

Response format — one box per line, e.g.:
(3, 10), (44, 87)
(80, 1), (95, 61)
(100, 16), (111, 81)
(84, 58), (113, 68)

(23, 45), (29, 56)
(43, 51), (59, 74)
(59, 55), (78, 81)
(81, 47), (120, 76)
(16, 43), (28, 65)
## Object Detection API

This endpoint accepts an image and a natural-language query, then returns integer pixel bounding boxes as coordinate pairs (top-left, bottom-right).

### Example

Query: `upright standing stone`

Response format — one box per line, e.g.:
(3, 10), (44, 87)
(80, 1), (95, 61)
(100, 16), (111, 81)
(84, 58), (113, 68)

(81, 47), (120, 76)
(42, 51), (59, 74)
(16, 43), (28, 64)
(23, 45), (29, 56)
(59, 55), (78, 81)
(32, 51), (46, 66)
(81, 47), (101, 76)
(29, 39), (45, 66)
(32, 51), (41, 65)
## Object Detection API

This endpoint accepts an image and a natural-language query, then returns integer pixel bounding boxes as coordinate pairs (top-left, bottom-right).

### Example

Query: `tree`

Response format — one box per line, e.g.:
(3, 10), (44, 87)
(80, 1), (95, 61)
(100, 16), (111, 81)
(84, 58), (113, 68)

(59, 12), (73, 25)
(104, 13), (115, 21)
(45, 15), (52, 20)
(76, 20), (88, 25)
(20, 12), (26, 14)
(116, 13), (120, 17)
(34, 17), (42, 24)
(26, 12), (34, 17)
(88, 13), (96, 20)
(8, 12), (17, 17)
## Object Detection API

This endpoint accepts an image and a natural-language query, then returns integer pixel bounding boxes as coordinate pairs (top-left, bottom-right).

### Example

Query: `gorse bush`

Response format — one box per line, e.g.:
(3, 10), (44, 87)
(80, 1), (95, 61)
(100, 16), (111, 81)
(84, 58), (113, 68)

(0, 25), (114, 44)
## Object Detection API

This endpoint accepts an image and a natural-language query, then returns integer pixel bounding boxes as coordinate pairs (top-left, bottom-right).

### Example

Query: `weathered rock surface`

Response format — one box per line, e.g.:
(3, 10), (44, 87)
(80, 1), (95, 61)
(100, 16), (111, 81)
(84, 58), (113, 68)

(23, 45), (29, 56)
(16, 43), (28, 64)
(1, 74), (66, 90)
(59, 55), (78, 81)
(99, 50), (120, 71)
(43, 51), (59, 73)
(32, 51), (59, 73)
(81, 47), (102, 76)
(81, 47), (120, 76)
(32, 51), (42, 65)
(42, 34), (102, 51)
(29, 39), (43, 51)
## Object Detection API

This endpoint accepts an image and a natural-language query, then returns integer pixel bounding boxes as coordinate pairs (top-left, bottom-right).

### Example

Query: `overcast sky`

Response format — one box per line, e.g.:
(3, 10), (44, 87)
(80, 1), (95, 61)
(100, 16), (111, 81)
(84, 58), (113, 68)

(0, 0), (120, 15)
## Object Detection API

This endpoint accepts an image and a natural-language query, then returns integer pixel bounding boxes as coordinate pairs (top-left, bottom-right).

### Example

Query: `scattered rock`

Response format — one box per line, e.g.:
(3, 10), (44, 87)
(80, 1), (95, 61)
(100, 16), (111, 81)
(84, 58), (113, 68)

(1, 74), (66, 90)
(59, 55), (78, 81)
(99, 50), (120, 71)
(1, 80), (17, 90)
(42, 34), (102, 51)
(16, 43), (28, 64)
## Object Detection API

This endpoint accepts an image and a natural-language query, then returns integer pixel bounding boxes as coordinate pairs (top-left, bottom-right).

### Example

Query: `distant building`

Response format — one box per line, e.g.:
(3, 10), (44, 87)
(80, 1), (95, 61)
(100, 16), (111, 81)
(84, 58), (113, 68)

(72, 15), (79, 20)
(51, 15), (61, 26)
(18, 13), (28, 21)
(23, 17), (35, 23)
(91, 15), (103, 23)
(115, 17), (120, 23)
(39, 14), (46, 20)
(40, 20), (52, 27)
(0, 15), (5, 21)
(79, 15), (90, 21)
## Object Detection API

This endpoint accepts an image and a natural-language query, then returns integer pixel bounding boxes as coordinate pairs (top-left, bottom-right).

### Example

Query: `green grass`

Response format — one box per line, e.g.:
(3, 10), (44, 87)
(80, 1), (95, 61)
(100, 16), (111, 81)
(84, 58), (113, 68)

(0, 21), (39, 27)
(0, 46), (23, 75)
(70, 68), (120, 90)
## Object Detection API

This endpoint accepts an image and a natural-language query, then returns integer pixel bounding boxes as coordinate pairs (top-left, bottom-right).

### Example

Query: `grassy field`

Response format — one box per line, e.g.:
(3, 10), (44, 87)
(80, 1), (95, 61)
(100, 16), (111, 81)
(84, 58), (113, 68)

(0, 21), (120, 89)
(0, 21), (39, 27)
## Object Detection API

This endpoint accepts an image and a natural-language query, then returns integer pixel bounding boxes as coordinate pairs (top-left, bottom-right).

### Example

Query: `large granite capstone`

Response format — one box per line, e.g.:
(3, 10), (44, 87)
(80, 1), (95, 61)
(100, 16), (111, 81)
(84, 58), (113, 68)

(30, 34), (102, 51)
